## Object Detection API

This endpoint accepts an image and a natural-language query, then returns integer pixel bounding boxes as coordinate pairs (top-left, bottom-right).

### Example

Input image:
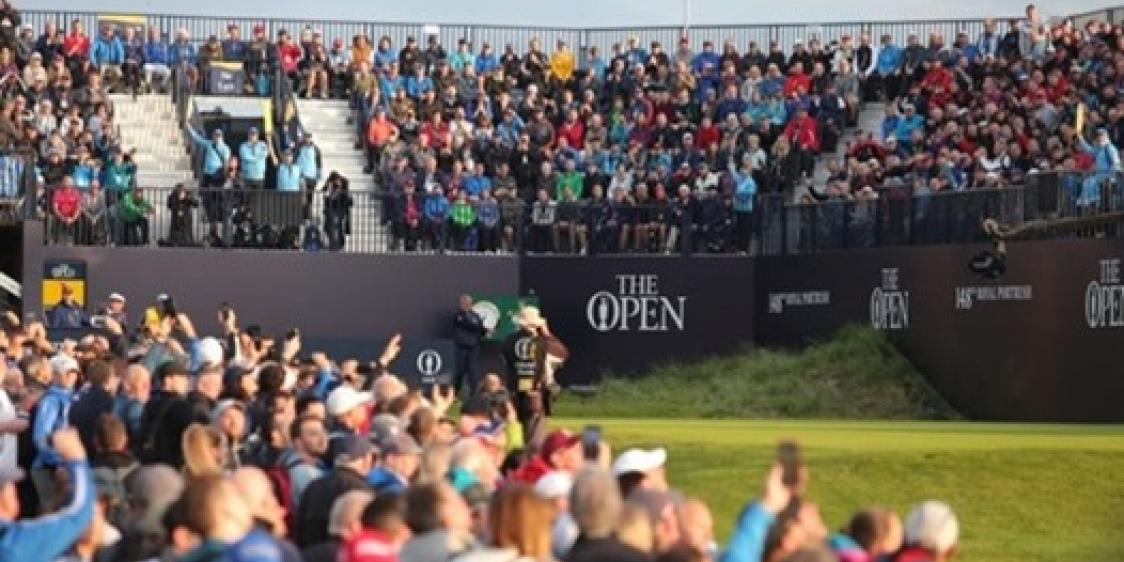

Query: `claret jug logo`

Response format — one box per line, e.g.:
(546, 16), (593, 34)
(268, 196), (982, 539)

(587, 274), (687, 333)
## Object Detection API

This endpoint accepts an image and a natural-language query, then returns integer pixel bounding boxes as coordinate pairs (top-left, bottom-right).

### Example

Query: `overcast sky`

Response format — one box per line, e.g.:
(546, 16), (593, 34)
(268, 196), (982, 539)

(30, 0), (1118, 27)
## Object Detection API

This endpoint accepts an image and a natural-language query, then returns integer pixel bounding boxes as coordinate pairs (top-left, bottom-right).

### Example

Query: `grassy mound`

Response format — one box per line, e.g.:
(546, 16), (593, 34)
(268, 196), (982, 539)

(555, 325), (959, 419)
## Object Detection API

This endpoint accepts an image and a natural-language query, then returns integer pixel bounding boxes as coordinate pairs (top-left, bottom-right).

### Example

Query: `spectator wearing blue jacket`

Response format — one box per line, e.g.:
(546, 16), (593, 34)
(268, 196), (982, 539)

(462, 162), (493, 199)
(893, 104), (925, 145)
(143, 28), (171, 91)
(374, 37), (397, 71)
(91, 25), (124, 86)
(406, 67), (434, 99)
(873, 34), (903, 99)
(30, 354), (80, 508)
(423, 191), (450, 249)
(475, 43), (499, 75)
(295, 135), (321, 191)
(730, 160), (758, 252)
(1077, 128), (1122, 205)
(722, 465), (793, 562)
(168, 29), (197, 67)
(239, 127), (270, 188)
(275, 149), (303, 192)
(186, 126), (231, 186)
(0, 428), (95, 562)
(692, 41), (720, 75)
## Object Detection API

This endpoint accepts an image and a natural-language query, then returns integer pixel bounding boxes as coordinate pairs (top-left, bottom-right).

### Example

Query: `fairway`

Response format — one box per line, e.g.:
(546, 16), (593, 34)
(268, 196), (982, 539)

(554, 418), (1124, 562)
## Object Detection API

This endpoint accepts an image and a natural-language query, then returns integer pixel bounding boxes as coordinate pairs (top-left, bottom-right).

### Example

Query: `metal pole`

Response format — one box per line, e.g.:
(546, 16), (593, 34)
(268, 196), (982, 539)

(682, 0), (690, 37)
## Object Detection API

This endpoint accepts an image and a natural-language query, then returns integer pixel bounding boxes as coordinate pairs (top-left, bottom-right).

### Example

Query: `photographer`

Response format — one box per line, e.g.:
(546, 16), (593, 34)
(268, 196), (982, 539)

(164, 183), (198, 247)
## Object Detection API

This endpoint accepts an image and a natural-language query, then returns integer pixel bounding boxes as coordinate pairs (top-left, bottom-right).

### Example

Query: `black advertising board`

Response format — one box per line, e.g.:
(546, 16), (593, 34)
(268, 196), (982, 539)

(520, 256), (754, 384)
(755, 239), (1124, 422)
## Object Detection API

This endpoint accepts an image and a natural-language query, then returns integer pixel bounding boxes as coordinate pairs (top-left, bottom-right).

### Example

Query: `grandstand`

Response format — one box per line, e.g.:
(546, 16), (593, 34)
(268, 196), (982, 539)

(0, 3), (1122, 254)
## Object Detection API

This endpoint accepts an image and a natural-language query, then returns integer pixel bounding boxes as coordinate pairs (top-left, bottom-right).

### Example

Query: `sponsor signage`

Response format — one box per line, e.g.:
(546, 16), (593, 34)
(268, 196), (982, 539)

(42, 259), (87, 308)
(1086, 258), (1123, 329)
(954, 284), (1033, 311)
(586, 274), (686, 333)
(767, 291), (831, 314)
(870, 267), (909, 331)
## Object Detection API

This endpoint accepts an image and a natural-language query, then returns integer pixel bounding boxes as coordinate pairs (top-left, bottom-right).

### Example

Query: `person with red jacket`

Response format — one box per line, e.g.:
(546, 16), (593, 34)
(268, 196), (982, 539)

(695, 116), (721, 150)
(52, 176), (81, 244)
(61, 19), (90, 63)
(783, 107), (820, 153)
(556, 109), (585, 149)
(276, 29), (304, 80)
(783, 64), (812, 98)
(920, 59), (952, 94)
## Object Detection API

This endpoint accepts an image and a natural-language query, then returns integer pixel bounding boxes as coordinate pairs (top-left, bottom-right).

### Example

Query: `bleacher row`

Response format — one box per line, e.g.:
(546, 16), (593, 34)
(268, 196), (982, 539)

(3, 4), (1123, 254)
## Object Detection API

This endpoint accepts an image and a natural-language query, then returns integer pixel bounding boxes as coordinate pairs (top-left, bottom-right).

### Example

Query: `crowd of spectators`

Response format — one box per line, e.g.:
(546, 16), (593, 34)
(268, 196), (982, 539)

(4, 3), (1124, 253)
(0, 293), (964, 562)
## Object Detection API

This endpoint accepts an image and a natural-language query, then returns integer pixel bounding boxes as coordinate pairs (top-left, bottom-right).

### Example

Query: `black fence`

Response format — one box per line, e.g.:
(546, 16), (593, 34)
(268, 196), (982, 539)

(17, 171), (1124, 255)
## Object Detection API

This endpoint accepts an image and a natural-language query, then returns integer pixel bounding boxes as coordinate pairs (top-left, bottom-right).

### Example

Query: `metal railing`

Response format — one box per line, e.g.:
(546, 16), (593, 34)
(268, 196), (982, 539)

(17, 8), (1034, 65)
(25, 171), (1124, 255)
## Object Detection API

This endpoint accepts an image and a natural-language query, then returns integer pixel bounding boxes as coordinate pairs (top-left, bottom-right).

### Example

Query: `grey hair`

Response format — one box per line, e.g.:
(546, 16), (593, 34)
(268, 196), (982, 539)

(570, 466), (623, 539)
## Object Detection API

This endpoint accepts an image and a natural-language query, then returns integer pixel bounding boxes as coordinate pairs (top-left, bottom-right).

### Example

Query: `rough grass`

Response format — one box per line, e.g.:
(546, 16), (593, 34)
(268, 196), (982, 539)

(555, 326), (959, 419)
(551, 419), (1124, 562)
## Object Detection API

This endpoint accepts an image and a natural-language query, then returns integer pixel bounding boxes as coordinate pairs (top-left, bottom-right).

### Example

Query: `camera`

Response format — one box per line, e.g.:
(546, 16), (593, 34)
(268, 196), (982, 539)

(89, 315), (108, 329)
(157, 293), (176, 317)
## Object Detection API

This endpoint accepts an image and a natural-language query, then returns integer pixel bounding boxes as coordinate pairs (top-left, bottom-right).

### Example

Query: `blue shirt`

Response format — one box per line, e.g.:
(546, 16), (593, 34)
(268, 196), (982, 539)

(475, 53), (499, 74)
(373, 48), (396, 70)
(406, 75), (434, 98)
(91, 36), (124, 66)
(0, 459), (94, 562)
(186, 128), (231, 175)
(276, 162), (302, 191)
(296, 144), (319, 180)
(732, 170), (757, 212)
(168, 41), (197, 66)
(32, 385), (73, 468)
(424, 195), (450, 220)
(144, 40), (169, 65)
(462, 174), (492, 198)
(875, 45), (903, 75)
(240, 141), (269, 181)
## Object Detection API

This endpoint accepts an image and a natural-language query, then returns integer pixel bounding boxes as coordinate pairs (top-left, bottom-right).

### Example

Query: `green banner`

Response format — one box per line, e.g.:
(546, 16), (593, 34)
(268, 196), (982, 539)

(471, 294), (539, 342)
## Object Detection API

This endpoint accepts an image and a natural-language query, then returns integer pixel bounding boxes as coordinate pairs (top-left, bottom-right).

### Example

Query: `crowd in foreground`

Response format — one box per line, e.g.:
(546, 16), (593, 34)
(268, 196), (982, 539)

(4, 4), (1124, 254)
(0, 291), (964, 562)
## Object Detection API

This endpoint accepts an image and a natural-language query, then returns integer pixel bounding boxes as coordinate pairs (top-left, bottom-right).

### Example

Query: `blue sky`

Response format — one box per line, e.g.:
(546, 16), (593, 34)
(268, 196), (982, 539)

(30, 0), (1118, 27)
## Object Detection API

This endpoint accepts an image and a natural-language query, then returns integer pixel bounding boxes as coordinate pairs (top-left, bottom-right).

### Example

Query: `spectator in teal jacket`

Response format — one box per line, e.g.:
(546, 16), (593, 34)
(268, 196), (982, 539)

(186, 125), (231, 186)
(722, 464), (793, 562)
(239, 126), (269, 188)
(91, 25), (124, 69)
(276, 149), (302, 192)
(0, 428), (95, 562)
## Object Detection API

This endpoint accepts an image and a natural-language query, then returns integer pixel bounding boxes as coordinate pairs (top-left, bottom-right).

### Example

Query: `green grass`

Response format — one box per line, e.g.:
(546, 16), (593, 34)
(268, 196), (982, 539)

(551, 418), (1124, 562)
(555, 326), (958, 420)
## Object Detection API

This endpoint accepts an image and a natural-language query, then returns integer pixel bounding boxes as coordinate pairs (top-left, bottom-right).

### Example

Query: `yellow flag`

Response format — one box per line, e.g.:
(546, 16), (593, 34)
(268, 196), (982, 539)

(1075, 103), (1086, 134)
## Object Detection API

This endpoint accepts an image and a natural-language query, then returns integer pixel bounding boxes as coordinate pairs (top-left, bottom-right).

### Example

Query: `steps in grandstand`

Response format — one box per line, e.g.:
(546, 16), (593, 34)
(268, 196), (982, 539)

(296, 99), (387, 252)
(812, 102), (886, 189)
(110, 94), (196, 188)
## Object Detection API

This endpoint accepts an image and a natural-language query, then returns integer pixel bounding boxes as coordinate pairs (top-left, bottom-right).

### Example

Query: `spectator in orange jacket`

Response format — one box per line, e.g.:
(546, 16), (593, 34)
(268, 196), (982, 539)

(365, 107), (399, 173)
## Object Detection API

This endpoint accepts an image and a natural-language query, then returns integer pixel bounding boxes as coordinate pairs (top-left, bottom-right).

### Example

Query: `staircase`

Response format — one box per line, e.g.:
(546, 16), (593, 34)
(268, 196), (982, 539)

(110, 94), (195, 188)
(811, 102), (887, 189)
(295, 98), (387, 252)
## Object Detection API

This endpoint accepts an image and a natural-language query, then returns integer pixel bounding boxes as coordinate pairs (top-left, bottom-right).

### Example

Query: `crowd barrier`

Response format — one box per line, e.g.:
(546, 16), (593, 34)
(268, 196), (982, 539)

(23, 172), (1124, 256)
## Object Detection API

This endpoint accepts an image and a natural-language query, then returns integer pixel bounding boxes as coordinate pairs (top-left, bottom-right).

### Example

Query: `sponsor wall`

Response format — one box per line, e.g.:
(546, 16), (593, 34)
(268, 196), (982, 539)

(755, 238), (1124, 422)
(520, 256), (755, 382)
(21, 222), (1124, 421)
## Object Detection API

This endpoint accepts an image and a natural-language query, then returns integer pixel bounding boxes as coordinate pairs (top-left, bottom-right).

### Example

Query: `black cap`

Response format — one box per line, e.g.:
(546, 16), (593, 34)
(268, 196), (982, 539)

(460, 396), (491, 417)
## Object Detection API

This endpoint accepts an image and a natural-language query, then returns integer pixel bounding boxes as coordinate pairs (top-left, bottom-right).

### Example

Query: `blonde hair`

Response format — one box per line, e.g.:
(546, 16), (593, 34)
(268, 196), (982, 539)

(616, 503), (655, 554)
(490, 484), (556, 561)
(182, 423), (226, 483)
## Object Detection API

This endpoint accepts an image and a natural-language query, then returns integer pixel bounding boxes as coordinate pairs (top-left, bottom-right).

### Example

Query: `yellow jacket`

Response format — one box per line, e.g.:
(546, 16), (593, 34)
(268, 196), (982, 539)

(550, 50), (575, 81)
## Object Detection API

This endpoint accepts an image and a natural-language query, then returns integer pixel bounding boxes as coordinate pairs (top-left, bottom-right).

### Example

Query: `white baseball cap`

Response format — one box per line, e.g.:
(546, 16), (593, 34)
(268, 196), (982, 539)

(612, 447), (667, 476)
(49, 354), (79, 375)
(327, 385), (373, 417)
(904, 500), (959, 553)
(534, 471), (574, 499)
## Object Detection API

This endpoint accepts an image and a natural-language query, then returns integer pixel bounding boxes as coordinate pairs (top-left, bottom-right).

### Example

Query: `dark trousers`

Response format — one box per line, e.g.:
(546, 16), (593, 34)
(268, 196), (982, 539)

(454, 345), (480, 396)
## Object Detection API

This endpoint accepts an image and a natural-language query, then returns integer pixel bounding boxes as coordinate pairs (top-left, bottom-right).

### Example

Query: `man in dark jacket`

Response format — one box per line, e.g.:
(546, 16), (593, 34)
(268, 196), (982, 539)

(452, 294), (488, 397)
(294, 433), (375, 548)
(136, 361), (198, 468)
(67, 360), (118, 454)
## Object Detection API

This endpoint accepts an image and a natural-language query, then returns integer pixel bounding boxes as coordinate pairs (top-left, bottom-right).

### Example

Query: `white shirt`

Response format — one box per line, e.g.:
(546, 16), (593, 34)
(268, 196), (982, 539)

(0, 389), (17, 471)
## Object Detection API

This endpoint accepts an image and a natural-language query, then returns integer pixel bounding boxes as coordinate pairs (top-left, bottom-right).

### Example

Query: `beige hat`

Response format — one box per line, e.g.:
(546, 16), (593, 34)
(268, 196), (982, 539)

(515, 306), (546, 328)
